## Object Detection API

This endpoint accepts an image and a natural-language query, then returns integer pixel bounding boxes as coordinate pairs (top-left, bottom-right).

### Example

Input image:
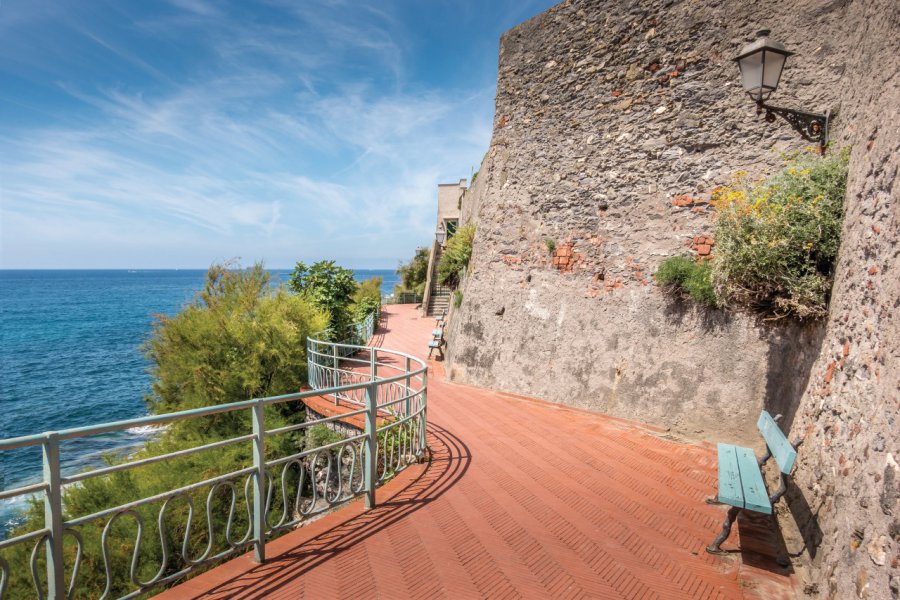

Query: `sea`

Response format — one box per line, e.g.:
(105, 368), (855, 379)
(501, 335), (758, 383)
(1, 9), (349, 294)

(0, 268), (399, 535)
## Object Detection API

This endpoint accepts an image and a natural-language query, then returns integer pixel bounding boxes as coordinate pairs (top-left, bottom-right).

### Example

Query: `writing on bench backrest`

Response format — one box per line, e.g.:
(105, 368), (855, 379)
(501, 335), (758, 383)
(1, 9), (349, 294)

(757, 411), (797, 475)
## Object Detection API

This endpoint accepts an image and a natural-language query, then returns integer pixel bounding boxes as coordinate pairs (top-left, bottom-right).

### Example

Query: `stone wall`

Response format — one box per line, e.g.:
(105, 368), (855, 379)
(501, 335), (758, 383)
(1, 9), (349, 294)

(446, 0), (844, 445)
(444, 0), (898, 595)
(784, 0), (899, 596)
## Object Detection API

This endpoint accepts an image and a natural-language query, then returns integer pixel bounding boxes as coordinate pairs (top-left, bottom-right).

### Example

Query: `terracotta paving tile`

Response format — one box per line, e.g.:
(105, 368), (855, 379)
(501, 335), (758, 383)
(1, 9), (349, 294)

(158, 304), (797, 600)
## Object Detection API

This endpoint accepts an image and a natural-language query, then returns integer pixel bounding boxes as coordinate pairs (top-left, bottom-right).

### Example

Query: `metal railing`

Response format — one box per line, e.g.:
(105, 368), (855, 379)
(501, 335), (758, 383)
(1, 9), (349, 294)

(385, 292), (422, 305)
(0, 324), (426, 599)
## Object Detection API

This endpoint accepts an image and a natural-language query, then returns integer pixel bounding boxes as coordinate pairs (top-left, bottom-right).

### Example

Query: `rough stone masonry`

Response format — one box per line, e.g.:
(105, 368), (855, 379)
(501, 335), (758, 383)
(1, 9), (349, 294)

(444, 0), (898, 596)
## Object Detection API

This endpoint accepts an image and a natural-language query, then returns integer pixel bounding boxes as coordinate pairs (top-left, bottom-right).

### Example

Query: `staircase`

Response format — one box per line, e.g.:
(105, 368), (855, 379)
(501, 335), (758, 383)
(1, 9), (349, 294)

(425, 246), (452, 317)
(427, 284), (451, 316)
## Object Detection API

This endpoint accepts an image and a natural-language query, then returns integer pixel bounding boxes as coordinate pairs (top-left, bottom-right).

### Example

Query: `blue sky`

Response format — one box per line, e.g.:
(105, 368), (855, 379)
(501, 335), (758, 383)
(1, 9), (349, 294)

(0, 0), (556, 269)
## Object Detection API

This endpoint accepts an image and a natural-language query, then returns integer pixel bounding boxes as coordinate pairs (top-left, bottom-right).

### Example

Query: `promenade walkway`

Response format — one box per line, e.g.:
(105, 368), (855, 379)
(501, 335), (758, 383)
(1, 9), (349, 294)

(161, 305), (795, 599)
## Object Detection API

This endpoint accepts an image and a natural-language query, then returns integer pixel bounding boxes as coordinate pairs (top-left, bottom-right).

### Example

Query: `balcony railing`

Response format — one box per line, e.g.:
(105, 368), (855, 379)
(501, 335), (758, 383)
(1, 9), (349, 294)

(0, 323), (426, 599)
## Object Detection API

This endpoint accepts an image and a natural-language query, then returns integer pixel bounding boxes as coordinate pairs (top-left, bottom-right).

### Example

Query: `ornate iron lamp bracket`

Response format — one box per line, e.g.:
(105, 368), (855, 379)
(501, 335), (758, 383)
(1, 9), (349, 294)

(756, 102), (830, 149)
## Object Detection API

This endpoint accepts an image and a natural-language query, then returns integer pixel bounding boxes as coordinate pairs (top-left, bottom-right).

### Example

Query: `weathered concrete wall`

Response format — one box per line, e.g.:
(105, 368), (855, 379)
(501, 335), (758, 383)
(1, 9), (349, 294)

(445, 0), (898, 595)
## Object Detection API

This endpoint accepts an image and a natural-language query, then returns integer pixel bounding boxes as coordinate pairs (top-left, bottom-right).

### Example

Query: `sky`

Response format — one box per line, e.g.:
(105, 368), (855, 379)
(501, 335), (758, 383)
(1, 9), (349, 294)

(0, 0), (557, 269)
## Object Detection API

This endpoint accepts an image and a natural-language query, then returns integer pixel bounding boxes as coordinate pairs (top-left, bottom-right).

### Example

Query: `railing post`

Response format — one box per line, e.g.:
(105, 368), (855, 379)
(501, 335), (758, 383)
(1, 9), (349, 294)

(419, 368), (428, 452)
(251, 399), (266, 563)
(307, 340), (314, 389)
(42, 433), (65, 599)
(404, 356), (412, 417)
(332, 344), (339, 404)
(364, 379), (377, 509)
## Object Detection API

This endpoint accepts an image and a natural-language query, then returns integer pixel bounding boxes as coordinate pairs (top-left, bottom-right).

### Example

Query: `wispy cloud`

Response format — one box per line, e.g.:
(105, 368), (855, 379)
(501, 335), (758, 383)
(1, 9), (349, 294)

(0, 0), (556, 268)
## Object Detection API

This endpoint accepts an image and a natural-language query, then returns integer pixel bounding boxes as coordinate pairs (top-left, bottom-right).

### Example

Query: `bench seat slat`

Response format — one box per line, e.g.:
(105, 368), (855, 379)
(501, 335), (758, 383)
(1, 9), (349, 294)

(716, 444), (744, 509)
(428, 341), (441, 348)
(734, 446), (771, 514)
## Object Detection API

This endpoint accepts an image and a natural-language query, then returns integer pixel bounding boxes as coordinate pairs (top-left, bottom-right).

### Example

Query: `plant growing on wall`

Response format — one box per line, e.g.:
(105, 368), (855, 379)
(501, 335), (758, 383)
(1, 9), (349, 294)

(545, 238), (556, 253)
(453, 290), (463, 308)
(655, 256), (717, 305)
(437, 223), (476, 288)
(654, 149), (849, 319)
(711, 148), (849, 319)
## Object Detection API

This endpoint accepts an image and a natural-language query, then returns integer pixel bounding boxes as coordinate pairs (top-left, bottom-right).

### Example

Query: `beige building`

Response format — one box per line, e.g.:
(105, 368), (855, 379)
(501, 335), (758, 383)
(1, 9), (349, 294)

(421, 179), (465, 316)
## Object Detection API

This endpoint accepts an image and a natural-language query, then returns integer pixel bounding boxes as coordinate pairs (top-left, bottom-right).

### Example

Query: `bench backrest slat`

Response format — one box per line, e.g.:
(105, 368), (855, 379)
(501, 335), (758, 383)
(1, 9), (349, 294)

(757, 411), (797, 474)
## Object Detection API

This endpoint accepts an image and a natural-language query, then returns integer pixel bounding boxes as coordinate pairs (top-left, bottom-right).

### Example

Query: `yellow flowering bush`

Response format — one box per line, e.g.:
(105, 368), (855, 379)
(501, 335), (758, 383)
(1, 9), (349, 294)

(710, 148), (849, 319)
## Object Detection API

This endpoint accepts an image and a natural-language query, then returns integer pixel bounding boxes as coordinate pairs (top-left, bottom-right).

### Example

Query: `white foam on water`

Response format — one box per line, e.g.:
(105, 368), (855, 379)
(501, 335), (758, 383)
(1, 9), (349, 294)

(126, 424), (168, 435)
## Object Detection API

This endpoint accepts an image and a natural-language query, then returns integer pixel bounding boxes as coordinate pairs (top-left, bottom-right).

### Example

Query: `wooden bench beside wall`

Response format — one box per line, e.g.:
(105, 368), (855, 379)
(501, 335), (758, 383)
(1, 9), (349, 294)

(706, 411), (801, 561)
(428, 310), (447, 359)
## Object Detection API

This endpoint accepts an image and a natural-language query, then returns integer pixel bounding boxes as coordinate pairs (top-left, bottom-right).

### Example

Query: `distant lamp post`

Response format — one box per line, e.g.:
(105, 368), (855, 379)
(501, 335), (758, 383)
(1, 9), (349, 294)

(435, 222), (447, 245)
(735, 31), (830, 151)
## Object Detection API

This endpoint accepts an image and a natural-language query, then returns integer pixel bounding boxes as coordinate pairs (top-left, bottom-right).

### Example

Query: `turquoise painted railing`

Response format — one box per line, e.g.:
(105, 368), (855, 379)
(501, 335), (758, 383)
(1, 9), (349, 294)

(0, 321), (426, 599)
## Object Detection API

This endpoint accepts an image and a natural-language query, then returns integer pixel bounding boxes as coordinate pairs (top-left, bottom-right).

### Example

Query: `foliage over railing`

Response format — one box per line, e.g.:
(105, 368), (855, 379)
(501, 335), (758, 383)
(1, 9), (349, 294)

(0, 328), (425, 599)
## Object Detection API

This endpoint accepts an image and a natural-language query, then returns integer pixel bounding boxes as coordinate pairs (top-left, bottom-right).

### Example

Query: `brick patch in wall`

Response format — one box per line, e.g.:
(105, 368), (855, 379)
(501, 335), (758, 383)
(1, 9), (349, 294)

(551, 242), (582, 273)
(690, 234), (716, 259)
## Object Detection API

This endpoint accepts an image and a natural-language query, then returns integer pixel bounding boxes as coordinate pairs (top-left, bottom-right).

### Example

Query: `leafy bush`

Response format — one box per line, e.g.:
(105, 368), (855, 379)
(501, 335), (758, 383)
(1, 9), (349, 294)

(354, 296), (381, 328)
(655, 256), (717, 305)
(353, 276), (382, 305)
(545, 238), (556, 252)
(437, 224), (476, 288)
(288, 260), (358, 334)
(352, 276), (382, 328)
(305, 424), (345, 451)
(711, 149), (849, 319)
(395, 247), (429, 296)
(2, 263), (328, 598)
(453, 290), (463, 308)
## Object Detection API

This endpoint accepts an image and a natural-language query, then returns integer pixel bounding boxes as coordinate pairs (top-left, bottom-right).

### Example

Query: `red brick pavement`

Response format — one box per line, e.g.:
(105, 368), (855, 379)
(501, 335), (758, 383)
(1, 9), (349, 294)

(159, 305), (796, 599)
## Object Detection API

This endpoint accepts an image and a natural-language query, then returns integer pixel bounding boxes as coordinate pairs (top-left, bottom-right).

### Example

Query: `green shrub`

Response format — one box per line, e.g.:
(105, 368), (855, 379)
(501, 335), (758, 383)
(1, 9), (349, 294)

(545, 238), (556, 252)
(655, 256), (718, 306)
(395, 247), (429, 296)
(2, 263), (329, 598)
(305, 424), (345, 451)
(354, 295), (381, 327)
(288, 260), (358, 334)
(453, 290), (463, 308)
(437, 224), (476, 288)
(353, 276), (382, 305)
(711, 149), (849, 319)
(351, 276), (382, 328)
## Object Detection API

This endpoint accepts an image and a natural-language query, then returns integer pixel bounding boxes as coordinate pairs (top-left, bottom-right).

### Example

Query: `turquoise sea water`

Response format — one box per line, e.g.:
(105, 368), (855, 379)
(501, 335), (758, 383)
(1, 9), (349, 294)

(0, 268), (398, 534)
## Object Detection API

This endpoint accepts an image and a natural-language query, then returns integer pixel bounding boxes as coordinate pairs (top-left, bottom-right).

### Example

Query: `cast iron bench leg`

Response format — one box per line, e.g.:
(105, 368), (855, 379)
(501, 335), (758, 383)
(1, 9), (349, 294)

(706, 506), (740, 554)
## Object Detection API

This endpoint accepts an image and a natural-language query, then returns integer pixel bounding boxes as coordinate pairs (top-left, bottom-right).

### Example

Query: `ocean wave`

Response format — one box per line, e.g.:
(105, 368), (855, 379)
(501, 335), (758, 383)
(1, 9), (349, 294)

(126, 424), (168, 435)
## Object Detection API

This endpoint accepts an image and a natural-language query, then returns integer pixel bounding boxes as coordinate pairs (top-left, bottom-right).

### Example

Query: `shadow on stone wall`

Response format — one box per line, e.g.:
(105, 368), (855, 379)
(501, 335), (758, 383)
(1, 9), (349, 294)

(763, 320), (826, 433)
(660, 295), (736, 332)
(784, 479), (824, 562)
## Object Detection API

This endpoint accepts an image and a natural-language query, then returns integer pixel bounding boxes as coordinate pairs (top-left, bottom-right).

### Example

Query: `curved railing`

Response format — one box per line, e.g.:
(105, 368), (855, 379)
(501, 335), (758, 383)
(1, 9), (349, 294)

(0, 323), (426, 599)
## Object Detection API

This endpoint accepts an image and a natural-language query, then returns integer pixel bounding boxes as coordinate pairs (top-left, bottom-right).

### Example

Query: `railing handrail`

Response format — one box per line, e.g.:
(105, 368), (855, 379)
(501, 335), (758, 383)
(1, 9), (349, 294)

(0, 306), (427, 600)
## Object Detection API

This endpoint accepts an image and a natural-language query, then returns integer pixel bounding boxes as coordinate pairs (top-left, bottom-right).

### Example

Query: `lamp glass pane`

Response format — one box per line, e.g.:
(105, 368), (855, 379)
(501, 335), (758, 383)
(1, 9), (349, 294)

(762, 50), (786, 91)
(738, 50), (764, 94)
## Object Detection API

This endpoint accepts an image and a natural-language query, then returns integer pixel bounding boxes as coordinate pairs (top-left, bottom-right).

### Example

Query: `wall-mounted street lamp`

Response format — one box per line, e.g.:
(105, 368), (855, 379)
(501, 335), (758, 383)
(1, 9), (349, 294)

(435, 221), (447, 245)
(735, 31), (830, 152)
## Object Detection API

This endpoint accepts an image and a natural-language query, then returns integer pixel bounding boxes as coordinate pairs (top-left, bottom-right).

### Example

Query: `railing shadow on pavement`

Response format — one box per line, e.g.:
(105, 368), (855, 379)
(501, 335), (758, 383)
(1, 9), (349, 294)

(193, 422), (471, 599)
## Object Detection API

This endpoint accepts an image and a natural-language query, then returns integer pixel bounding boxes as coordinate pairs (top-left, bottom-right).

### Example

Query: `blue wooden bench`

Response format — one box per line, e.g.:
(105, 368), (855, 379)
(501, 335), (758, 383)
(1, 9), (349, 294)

(428, 327), (445, 359)
(706, 411), (801, 557)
